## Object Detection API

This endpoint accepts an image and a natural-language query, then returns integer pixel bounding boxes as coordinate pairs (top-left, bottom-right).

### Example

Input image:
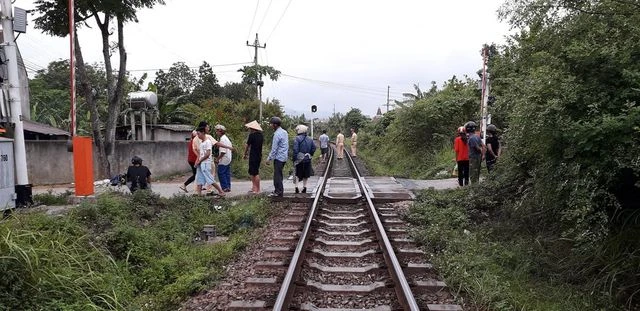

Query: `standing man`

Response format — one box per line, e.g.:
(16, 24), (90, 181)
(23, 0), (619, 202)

(215, 124), (233, 192)
(466, 121), (485, 184)
(350, 128), (358, 157)
(266, 116), (289, 197)
(319, 130), (330, 162)
(243, 120), (264, 194)
(336, 129), (345, 159)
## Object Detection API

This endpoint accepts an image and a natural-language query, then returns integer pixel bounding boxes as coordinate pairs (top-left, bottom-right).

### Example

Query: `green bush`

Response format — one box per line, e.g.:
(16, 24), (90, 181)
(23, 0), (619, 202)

(0, 192), (272, 310)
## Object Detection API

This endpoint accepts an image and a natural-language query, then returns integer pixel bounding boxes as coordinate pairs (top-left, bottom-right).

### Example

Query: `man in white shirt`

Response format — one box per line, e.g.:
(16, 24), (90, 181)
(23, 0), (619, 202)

(319, 130), (330, 162)
(215, 124), (233, 192)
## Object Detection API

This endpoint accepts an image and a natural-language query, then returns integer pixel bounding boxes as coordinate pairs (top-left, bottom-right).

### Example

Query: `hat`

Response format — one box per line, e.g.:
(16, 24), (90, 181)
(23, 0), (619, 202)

(214, 124), (226, 131)
(295, 124), (308, 134)
(244, 120), (263, 132)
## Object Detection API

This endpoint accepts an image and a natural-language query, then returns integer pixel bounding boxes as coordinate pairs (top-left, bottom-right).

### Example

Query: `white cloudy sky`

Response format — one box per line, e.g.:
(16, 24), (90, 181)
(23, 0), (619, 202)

(16, 0), (510, 117)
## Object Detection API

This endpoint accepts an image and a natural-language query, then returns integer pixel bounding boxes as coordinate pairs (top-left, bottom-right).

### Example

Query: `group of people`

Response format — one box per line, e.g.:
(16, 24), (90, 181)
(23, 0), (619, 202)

(265, 117), (317, 197)
(453, 121), (501, 186)
(180, 121), (235, 197)
(128, 117), (361, 198)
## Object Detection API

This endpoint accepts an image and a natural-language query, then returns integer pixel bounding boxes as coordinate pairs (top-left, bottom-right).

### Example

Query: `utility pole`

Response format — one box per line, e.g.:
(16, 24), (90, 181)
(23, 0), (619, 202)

(1, 0), (31, 206)
(246, 33), (266, 122)
(479, 46), (490, 144)
(386, 85), (390, 112)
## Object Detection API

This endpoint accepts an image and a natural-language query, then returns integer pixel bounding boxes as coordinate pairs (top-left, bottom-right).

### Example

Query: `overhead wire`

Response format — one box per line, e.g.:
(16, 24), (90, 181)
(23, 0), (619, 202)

(256, 0), (273, 34)
(281, 73), (405, 97)
(265, 0), (293, 42)
(246, 0), (261, 40)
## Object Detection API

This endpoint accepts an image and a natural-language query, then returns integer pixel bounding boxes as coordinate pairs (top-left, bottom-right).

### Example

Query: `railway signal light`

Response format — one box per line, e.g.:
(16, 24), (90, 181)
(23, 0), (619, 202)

(311, 105), (317, 113)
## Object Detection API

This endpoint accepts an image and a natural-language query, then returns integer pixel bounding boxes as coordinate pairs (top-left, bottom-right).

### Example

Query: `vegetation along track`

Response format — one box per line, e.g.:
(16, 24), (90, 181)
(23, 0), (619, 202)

(227, 147), (463, 310)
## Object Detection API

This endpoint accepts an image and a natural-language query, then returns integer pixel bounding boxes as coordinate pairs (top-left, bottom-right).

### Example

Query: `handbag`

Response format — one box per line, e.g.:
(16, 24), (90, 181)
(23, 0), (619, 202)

(452, 163), (458, 177)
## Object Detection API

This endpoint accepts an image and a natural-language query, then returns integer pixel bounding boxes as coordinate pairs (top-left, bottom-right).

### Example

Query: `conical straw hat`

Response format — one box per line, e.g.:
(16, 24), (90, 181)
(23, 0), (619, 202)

(244, 120), (263, 132)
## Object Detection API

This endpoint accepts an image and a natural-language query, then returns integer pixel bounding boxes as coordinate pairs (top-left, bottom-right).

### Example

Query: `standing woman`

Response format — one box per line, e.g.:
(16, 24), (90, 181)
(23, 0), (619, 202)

(453, 126), (470, 186)
(243, 120), (264, 194)
(180, 130), (198, 192)
(293, 124), (316, 193)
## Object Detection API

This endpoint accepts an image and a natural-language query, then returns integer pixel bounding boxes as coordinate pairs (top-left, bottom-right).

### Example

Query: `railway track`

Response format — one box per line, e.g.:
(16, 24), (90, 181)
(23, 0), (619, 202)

(226, 147), (463, 310)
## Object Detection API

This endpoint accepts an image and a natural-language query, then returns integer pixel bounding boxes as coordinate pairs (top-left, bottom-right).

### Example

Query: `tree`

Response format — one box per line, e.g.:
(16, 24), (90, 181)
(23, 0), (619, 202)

(29, 60), (107, 135)
(34, 0), (166, 177)
(343, 108), (369, 132)
(190, 61), (222, 103)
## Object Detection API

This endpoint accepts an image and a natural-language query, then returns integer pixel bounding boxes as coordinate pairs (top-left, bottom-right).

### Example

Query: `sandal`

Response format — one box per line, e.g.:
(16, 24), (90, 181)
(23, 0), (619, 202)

(179, 185), (188, 193)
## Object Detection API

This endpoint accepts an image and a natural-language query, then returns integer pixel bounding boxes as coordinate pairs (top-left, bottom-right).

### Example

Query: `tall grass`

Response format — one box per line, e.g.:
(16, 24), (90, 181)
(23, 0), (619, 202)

(0, 191), (272, 310)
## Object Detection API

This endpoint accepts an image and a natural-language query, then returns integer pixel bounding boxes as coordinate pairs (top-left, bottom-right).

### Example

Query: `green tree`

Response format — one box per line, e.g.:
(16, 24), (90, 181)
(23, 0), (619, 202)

(33, 0), (165, 177)
(343, 108), (369, 132)
(480, 0), (640, 306)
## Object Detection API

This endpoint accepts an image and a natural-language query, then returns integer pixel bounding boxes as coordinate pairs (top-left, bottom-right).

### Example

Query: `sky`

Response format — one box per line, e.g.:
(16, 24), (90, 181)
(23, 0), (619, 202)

(16, 0), (511, 118)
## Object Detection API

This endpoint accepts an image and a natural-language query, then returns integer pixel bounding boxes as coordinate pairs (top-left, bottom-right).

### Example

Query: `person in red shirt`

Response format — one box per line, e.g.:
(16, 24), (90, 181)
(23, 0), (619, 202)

(453, 126), (470, 186)
(180, 130), (198, 192)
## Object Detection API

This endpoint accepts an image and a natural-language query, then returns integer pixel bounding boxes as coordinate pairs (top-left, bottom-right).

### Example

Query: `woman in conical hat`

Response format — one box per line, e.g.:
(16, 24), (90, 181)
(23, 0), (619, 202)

(243, 120), (264, 193)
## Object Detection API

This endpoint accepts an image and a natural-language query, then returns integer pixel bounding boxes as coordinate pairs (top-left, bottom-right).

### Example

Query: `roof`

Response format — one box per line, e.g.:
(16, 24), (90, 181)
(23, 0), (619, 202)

(154, 124), (194, 132)
(23, 120), (70, 136)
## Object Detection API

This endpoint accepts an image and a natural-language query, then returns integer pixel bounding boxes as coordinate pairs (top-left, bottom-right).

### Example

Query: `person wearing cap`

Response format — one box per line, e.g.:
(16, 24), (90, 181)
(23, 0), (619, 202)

(214, 124), (233, 192)
(466, 121), (485, 184)
(180, 130), (198, 193)
(350, 128), (358, 157)
(266, 116), (288, 197)
(336, 129), (345, 159)
(126, 155), (151, 192)
(293, 124), (316, 194)
(243, 120), (264, 194)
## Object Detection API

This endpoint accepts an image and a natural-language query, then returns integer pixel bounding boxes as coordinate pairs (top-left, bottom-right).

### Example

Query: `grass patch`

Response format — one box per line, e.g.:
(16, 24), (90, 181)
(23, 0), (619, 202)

(33, 190), (72, 206)
(0, 191), (272, 310)
(407, 189), (621, 310)
(358, 142), (456, 179)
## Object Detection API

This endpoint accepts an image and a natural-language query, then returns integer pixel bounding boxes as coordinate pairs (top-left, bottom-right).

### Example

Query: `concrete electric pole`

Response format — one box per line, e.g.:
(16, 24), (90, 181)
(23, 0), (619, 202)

(1, 0), (31, 206)
(246, 33), (266, 122)
(479, 46), (490, 144)
(387, 85), (390, 112)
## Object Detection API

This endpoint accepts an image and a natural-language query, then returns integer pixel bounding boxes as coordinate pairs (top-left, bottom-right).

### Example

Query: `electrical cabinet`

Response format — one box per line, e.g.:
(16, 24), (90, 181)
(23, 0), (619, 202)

(0, 137), (15, 210)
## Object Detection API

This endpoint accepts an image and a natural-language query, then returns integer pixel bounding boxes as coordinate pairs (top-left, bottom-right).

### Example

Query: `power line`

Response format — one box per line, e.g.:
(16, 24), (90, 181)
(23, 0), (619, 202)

(256, 0), (273, 34)
(126, 61), (253, 73)
(265, 0), (294, 42)
(281, 73), (405, 96)
(246, 0), (261, 40)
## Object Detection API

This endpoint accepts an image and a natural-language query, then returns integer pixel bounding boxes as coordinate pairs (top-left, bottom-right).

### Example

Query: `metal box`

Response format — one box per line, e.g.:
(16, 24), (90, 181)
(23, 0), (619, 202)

(0, 137), (15, 210)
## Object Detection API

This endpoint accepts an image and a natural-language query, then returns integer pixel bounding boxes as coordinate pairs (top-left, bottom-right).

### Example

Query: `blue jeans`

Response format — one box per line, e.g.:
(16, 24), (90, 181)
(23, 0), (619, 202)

(217, 164), (231, 190)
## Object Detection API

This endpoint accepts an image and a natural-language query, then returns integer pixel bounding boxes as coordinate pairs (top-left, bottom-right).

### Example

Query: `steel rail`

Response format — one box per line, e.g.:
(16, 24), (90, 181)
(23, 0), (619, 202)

(344, 151), (421, 311)
(273, 145), (334, 310)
